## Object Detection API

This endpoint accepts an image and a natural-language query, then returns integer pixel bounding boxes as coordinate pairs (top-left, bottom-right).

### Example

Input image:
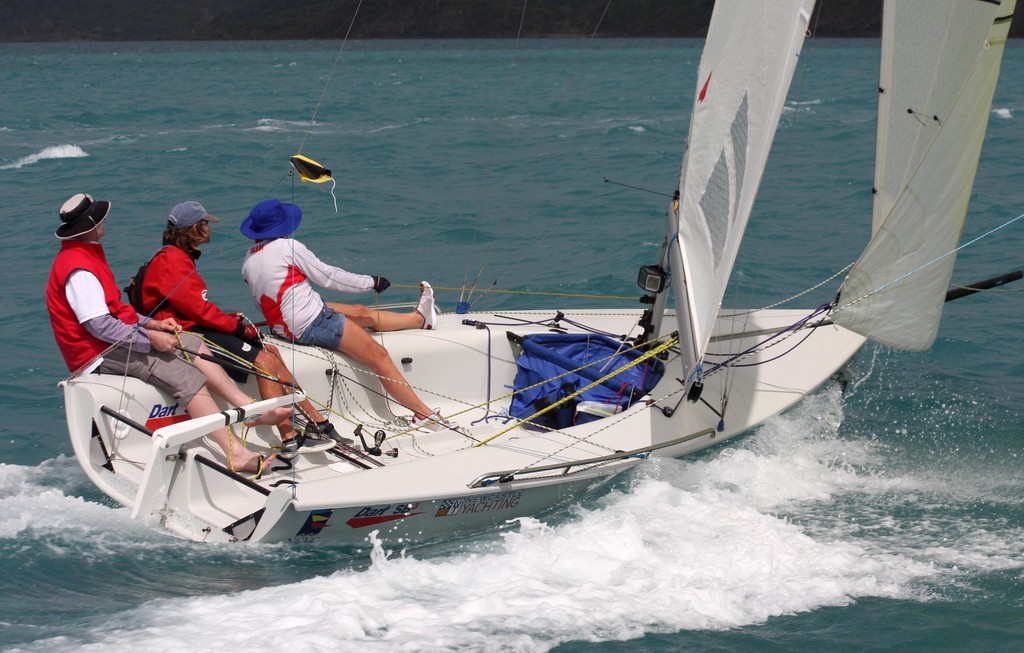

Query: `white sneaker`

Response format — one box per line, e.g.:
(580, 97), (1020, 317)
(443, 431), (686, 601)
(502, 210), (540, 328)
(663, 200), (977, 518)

(417, 281), (438, 330)
(411, 408), (459, 432)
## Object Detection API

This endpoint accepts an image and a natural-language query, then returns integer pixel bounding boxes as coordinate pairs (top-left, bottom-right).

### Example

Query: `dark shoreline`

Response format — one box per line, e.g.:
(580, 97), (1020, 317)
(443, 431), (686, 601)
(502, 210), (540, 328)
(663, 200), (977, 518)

(4, 1), (1019, 43)
(0, 0), (972, 43)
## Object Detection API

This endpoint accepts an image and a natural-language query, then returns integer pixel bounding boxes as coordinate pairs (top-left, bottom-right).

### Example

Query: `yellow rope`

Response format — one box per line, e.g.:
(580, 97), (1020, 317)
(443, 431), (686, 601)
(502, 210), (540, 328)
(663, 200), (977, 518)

(388, 282), (637, 302)
(255, 320), (676, 446)
(301, 330), (677, 440)
(173, 330), (191, 363)
(387, 331), (674, 439)
(459, 331), (675, 422)
(472, 335), (678, 448)
(186, 329), (277, 379)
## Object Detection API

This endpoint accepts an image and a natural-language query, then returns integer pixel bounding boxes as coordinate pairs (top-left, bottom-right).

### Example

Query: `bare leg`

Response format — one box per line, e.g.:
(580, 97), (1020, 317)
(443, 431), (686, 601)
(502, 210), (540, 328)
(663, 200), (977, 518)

(259, 346), (352, 446)
(185, 387), (277, 473)
(254, 349), (299, 440)
(336, 323), (433, 419)
(256, 344), (326, 425)
(187, 342), (293, 426)
(326, 302), (423, 332)
(254, 344), (339, 447)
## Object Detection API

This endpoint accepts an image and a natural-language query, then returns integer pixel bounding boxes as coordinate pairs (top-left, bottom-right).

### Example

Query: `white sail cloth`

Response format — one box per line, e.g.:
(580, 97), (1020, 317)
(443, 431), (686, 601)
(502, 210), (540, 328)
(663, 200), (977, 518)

(668, 0), (815, 387)
(835, 0), (1016, 350)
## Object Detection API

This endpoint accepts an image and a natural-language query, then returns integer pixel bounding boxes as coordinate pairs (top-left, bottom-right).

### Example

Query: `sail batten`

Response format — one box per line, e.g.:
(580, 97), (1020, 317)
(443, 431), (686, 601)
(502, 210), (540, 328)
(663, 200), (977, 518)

(835, 0), (1016, 350)
(668, 0), (815, 386)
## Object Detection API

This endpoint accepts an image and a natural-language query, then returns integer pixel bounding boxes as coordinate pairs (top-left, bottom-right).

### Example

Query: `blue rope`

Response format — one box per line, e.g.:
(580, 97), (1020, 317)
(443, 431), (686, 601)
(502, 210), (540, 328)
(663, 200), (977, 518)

(851, 212), (1024, 302)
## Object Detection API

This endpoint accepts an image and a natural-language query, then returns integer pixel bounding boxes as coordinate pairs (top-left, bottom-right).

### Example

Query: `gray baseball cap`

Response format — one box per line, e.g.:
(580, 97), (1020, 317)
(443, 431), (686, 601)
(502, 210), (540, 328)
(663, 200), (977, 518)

(168, 201), (220, 229)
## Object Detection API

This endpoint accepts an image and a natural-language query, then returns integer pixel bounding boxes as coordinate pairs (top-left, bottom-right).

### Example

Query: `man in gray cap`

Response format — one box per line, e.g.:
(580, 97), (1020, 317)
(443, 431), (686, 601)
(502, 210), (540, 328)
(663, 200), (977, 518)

(46, 193), (289, 476)
(137, 199), (344, 457)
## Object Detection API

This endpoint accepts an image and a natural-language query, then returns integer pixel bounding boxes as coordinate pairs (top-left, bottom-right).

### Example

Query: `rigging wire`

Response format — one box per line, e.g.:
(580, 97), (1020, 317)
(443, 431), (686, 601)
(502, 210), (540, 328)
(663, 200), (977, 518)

(461, 0), (616, 309)
(602, 177), (675, 198)
(279, 2), (369, 460)
(834, 212), (1024, 313)
(459, 0), (531, 305)
(387, 281), (638, 302)
(297, 0), (365, 157)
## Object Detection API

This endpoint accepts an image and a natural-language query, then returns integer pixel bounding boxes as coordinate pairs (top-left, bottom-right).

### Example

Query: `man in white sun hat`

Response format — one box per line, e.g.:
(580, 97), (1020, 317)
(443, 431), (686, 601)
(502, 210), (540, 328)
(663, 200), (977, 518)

(45, 192), (291, 476)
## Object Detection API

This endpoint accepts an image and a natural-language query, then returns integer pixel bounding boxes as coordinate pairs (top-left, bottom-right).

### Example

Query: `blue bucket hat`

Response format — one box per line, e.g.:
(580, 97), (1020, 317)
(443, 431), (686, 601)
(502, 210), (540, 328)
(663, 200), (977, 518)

(240, 199), (302, 240)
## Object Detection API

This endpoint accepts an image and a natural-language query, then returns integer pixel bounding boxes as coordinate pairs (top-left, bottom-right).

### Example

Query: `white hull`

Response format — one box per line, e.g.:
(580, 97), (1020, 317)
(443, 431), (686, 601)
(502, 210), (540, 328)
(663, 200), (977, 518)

(63, 308), (864, 544)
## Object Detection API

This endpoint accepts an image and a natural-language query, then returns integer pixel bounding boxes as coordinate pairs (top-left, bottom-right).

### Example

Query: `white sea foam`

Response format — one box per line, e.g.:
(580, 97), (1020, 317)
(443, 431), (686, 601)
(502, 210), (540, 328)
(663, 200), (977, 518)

(10, 386), (1024, 652)
(248, 118), (317, 132)
(0, 144), (88, 170)
(367, 117), (431, 134)
(0, 458), (153, 546)
(27, 496), (918, 653)
(784, 98), (823, 113)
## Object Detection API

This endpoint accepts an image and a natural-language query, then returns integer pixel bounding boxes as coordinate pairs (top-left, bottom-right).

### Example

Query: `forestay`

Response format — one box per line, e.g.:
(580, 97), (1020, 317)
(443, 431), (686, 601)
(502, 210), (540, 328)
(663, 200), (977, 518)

(835, 0), (1016, 350)
(668, 0), (815, 388)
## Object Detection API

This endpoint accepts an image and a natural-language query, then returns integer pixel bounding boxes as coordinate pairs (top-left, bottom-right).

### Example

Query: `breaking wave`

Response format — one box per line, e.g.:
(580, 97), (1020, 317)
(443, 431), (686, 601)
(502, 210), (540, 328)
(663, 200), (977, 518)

(0, 144), (88, 170)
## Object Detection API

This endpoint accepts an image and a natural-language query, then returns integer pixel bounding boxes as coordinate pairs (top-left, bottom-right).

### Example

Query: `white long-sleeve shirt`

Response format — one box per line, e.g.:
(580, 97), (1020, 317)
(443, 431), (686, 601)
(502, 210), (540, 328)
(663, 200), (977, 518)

(66, 270), (153, 374)
(241, 237), (374, 339)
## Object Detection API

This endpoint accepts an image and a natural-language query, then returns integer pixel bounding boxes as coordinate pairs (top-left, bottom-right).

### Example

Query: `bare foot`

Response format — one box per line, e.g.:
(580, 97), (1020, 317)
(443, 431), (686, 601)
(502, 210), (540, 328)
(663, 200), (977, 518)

(231, 450), (277, 475)
(244, 405), (294, 428)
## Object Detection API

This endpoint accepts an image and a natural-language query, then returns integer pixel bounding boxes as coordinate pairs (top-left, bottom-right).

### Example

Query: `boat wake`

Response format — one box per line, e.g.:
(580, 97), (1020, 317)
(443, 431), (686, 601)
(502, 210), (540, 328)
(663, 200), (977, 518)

(6, 383), (1021, 652)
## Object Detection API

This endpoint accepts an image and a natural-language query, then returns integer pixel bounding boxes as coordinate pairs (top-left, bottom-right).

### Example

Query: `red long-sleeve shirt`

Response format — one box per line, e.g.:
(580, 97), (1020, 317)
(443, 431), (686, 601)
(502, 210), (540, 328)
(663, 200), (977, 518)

(140, 245), (241, 335)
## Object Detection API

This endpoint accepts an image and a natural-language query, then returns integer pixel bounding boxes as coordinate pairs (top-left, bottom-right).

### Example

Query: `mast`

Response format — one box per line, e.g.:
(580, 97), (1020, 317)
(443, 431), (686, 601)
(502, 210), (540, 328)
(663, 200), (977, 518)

(666, 0), (816, 393)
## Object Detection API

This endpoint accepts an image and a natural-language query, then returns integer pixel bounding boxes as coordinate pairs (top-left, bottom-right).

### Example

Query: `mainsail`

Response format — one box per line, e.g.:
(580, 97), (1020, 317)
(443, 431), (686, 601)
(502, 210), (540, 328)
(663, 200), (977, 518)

(668, 0), (815, 388)
(835, 0), (1016, 350)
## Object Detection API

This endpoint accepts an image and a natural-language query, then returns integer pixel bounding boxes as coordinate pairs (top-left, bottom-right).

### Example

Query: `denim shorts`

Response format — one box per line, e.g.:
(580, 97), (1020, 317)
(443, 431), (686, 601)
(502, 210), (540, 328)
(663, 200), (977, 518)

(298, 305), (345, 350)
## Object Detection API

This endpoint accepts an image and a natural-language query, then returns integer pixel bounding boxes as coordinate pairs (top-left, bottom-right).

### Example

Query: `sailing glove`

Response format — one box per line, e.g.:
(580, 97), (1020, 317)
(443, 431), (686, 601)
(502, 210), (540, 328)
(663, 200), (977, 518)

(372, 276), (391, 293)
(234, 319), (260, 341)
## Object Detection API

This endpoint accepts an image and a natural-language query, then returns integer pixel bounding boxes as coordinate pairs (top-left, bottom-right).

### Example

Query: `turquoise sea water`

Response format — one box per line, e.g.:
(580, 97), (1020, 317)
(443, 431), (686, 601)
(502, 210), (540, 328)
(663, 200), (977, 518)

(1, 38), (1022, 652)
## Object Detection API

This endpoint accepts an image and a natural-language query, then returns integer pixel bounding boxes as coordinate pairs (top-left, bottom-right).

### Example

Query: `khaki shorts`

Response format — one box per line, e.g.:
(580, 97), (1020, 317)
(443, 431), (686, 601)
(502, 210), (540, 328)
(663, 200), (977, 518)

(98, 332), (207, 405)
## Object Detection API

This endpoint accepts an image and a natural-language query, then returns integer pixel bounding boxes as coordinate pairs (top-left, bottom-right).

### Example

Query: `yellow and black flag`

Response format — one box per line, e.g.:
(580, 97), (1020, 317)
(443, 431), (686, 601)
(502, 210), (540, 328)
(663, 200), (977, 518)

(290, 154), (333, 184)
(289, 154), (338, 211)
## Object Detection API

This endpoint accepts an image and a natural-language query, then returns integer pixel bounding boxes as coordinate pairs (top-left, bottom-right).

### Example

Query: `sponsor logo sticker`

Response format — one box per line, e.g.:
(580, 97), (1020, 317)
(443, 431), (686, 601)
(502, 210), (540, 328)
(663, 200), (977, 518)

(297, 509), (334, 537)
(435, 491), (522, 517)
(144, 402), (190, 431)
(345, 503), (421, 529)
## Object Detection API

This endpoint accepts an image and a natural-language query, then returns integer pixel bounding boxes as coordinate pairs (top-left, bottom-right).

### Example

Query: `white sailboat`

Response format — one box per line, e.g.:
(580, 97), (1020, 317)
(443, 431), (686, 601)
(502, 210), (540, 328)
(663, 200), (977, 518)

(60, 0), (1016, 543)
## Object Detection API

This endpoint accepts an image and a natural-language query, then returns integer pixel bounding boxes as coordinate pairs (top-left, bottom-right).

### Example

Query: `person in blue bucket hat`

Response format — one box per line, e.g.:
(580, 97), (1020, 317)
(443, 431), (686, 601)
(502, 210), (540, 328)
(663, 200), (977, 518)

(135, 200), (346, 457)
(241, 198), (457, 432)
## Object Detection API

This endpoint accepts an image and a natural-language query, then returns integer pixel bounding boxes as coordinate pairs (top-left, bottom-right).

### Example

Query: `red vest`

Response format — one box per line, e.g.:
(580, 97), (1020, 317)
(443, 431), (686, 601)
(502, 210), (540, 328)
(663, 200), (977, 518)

(46, 240), (139, 372)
